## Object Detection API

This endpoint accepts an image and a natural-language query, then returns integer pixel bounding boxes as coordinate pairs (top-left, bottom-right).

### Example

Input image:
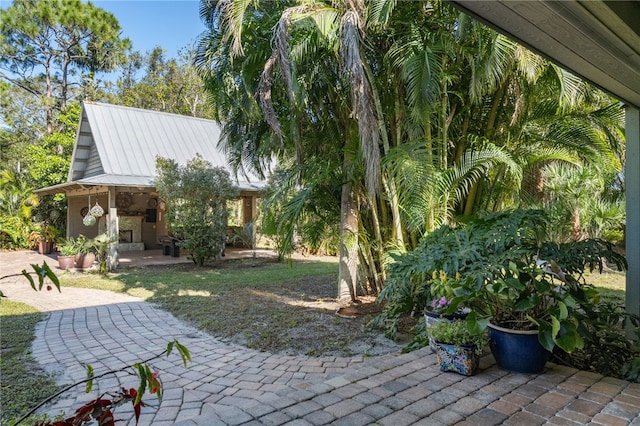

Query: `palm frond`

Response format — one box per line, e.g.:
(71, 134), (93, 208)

(216, 0), (256, 57)
(340, 8), (381, 196)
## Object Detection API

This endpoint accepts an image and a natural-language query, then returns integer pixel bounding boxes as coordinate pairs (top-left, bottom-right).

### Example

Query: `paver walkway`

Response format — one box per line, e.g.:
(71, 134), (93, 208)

(1, 251), (640, 425)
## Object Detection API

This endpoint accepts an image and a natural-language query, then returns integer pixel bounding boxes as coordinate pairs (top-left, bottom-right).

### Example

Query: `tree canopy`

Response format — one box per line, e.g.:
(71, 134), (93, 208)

(0, 0), (131, 133)
(195, 0), (625, 298)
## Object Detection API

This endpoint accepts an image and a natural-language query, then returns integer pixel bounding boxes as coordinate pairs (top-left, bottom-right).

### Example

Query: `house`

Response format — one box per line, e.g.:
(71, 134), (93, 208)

(35, 101), (266, 255)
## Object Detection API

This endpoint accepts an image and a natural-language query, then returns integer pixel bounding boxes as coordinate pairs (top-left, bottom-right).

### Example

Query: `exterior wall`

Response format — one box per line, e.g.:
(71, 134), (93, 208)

(67, 194), (108, 238)
(67, 192), (167, 249)
(85, 143), (103, 177)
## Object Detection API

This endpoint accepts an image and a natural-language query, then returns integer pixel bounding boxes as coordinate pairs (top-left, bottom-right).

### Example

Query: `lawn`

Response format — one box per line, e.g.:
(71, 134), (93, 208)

(0, 299), (61, 425)
(56, 257), (403, 356)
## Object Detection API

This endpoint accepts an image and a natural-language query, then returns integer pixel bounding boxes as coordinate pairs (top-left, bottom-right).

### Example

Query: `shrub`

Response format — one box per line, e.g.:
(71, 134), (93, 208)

(156, 155), (239, 266)
(373, 209), (638, 380)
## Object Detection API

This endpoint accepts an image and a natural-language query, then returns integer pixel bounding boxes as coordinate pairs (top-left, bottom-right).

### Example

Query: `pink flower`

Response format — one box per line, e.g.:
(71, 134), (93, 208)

(430, 296), (450, 311)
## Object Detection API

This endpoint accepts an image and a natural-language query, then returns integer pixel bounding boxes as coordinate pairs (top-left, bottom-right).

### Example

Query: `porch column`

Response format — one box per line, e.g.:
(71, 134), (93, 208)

(107, 186), (120, 270)
(241, 195), (256, 249)
(242, 196), (254, 224)
(626, 106), (640, 336)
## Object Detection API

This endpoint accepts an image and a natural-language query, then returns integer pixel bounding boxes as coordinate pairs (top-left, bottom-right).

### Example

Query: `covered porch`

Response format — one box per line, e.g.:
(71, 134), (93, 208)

(34, 102), (268, 266)
(36, 183), (262, 253)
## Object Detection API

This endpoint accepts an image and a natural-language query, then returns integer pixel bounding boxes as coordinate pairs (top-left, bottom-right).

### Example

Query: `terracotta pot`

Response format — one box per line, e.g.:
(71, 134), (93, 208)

(38, 241), (54, 255)
(57, 255), (75, 270)
(75, 252), (96, 269)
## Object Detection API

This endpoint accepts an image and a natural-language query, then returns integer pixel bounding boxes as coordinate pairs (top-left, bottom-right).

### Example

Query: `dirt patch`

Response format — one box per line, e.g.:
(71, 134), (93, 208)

(147, 258), (416, 357)
(222, 278), (410, 357)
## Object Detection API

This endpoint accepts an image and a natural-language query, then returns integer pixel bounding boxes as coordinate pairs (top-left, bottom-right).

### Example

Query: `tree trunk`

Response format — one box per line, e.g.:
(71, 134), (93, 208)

(363, 59), (404, 249)
(338, 180), (359, 304)
(572, 206), (582, 240)
(45, 58), (53, 134)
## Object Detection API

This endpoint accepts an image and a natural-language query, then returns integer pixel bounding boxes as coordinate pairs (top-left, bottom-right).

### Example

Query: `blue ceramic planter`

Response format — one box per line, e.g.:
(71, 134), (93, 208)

(424, 310), (469, 353)
(433, 342), (479, 376)
(488, 322), (549, 374)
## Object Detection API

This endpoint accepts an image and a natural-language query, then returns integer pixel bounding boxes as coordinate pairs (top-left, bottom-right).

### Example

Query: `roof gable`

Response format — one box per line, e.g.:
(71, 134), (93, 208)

(69, 102), (231, 183)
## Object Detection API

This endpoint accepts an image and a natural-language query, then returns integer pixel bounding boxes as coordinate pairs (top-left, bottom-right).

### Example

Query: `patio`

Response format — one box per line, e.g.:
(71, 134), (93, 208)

(1, 249), (639, 425)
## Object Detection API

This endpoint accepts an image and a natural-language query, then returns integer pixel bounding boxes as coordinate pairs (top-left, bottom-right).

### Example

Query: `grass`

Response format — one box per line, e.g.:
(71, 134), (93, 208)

(0, 299), (61, 425)
(59, 258), (338, 295)
(57, 257), (376, 355)
(583, 269), (626, 305)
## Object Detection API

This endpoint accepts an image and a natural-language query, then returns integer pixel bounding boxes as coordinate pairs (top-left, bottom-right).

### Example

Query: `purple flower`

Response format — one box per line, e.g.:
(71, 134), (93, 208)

(430, 296), (451, 311)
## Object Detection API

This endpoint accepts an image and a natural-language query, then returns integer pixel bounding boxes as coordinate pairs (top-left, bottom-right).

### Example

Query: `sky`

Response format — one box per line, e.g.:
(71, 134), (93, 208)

(0, 0), (207, 59)
(93, 1), (207, 58)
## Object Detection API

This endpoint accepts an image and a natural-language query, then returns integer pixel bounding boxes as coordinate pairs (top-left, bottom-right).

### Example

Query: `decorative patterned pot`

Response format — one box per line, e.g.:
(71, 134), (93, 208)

(433, 341), (480, 376)
(424, 310), (469, 352)
(487, 322), (550, 374)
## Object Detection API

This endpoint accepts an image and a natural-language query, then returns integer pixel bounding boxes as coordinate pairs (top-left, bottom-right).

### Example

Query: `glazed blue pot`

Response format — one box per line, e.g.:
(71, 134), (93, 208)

(487, 322), (549, 374)
(433, 341), (480, 376)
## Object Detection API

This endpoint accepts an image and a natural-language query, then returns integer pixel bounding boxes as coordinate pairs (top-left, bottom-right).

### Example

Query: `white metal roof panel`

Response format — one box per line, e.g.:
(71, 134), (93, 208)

(82, 102), (231, 178)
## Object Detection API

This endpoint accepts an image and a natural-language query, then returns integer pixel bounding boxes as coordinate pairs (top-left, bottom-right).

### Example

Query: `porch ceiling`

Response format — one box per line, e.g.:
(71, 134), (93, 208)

(449, 0), (640, 108)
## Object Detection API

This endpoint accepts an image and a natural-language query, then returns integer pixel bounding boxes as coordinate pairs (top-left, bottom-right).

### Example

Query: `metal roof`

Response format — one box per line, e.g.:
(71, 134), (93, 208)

(37, 102), (265, 195)
(449, 0), (640, 108)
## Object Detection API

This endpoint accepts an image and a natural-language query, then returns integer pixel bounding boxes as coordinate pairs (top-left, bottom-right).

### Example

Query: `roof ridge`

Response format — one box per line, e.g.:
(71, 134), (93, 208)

(82, 101), (216, 124)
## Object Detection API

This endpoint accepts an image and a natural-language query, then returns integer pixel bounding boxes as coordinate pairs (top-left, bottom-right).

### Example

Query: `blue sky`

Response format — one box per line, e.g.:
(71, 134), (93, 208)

(0, 0), (207, 59)
(94, 1), (207, 58)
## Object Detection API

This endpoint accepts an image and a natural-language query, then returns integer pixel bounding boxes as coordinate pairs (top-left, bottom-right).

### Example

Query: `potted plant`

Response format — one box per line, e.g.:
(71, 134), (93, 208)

(56, 237), (77, 270)
(424, 294), (471, 352)
(376, 209), (627, 374)
(74, 234), (96, 270)
(28, 224), (59, 254)
(93, 233), (116, 273)
(444, 211), (627, 373)
(427, 319), (487, 376)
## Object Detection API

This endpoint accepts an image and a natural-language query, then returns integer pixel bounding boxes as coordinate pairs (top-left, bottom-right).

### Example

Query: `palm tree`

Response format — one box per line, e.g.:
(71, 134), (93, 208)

(197, 0), (391, 303)
(195, 0), (625, 298)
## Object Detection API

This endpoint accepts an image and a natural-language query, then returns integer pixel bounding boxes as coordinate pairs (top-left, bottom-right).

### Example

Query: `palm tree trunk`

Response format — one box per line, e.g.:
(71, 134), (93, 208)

(368, 195), (386, 282)
(338, 178), (359, 304)
(362, 59), (405, 248)
(463, 180), (480, 216)
(572, 206), (582, 240)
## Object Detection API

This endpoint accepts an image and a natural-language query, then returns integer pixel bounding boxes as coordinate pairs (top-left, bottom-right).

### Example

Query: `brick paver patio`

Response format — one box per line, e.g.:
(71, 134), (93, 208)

(1, 250), (639, 425)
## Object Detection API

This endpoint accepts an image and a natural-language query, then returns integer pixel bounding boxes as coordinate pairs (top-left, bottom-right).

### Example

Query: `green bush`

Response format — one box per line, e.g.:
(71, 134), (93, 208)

(374, 209), (638, 380)
(156, 155), (239, 267)
(0, 215), (29, 249)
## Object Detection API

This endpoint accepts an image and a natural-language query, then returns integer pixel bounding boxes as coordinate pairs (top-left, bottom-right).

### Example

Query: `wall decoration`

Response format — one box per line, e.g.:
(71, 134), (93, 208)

(116, 192), (133, 209)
